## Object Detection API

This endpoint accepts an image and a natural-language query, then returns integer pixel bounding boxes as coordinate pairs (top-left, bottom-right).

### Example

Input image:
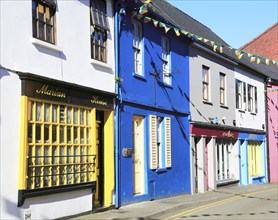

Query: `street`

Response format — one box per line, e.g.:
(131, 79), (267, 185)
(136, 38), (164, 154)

(153, 186), (278, 219)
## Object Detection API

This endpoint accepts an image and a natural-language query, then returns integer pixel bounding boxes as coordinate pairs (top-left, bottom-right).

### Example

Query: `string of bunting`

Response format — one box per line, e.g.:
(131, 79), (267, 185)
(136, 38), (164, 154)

(137, 3), (278, 67)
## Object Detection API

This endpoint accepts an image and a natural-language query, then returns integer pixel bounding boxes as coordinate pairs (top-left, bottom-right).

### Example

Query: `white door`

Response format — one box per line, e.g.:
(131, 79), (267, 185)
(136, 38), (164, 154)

(133, 116), (145, 194)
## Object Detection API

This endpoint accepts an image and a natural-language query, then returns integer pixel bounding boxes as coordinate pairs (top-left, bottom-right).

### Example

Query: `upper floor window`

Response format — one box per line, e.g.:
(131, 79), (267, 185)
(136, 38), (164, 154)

(202, 66), (210, 101)
(32, 0), (56, 44)
(235, 79), (246, 111)
(248, 84), (258, 113)
(132, 19), (142, 75)
(161, 36), (171, 84)
(220, 73), (226, 105)
(90, 0), (109, 63)
(149, 115), (172, 170)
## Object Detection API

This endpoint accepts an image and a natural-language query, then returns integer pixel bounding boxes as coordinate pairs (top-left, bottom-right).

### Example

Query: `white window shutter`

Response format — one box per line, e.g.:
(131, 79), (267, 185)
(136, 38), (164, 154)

(149, 115), (158, 169)
(165, 117), (172, 168)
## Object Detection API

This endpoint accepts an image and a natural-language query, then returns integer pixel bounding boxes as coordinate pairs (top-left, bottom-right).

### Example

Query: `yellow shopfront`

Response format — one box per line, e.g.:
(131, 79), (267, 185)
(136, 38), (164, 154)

(18, 75), (115, 209)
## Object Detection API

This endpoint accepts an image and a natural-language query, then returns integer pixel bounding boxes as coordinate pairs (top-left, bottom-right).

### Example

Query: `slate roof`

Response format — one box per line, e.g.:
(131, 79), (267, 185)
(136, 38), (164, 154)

(145, 0), (278, 81)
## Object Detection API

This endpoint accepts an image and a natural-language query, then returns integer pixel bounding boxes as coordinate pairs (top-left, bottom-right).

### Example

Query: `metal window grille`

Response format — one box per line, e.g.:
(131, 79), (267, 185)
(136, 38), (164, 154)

(27, 100), (96, 190)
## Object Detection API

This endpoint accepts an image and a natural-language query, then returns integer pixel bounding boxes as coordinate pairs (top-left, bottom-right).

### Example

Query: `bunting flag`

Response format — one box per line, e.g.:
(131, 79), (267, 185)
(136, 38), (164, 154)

(135, 9), (278, 67)
(139, 4), (148, 14)
(266, 59), (270, 65)
(250, 56), (256, 62)
(174, 28), (180, 36)
(159, 22), (170, 33)
(181, 30), (188, 36)
(213, 44), (217, 52)
(220, 45), (223, 53)
(196, 35), (203, 41)
(140, 0), (151, 3)
(143, 16), (152, 23)
(152, 19), (158, 27)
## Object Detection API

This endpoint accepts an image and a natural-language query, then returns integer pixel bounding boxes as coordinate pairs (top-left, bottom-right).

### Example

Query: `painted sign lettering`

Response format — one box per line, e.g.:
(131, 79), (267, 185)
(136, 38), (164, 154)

(222, 131), (234, 138)
(91, 96), (108, 106)
(36, 85), (66, 98)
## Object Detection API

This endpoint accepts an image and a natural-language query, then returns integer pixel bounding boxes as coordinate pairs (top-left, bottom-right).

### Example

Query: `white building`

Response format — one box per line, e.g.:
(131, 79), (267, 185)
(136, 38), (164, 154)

(0, 0), (115, 219)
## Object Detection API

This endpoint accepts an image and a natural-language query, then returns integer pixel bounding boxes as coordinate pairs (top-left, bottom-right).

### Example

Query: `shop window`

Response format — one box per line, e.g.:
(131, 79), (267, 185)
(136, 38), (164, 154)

(216, 139), (231, 181)
(149, 115), (171, 170)
(132, 19), (143, 75)
(90, 0), (109, 62)
(32, 0), (56, 44)
(27, 100), (96, 190)
(162, 36), (171, 85)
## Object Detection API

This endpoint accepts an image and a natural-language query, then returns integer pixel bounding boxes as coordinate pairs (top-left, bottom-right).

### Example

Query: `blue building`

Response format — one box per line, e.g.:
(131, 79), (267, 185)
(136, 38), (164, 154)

(114, 0), (191, 207)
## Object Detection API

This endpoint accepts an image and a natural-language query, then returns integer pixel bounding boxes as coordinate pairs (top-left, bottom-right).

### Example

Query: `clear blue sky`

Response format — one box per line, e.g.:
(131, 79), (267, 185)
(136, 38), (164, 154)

(166, 0), (278, 49)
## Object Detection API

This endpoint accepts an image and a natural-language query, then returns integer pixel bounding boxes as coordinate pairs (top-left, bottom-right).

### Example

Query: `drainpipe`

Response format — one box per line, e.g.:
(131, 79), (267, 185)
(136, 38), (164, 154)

(114, 0), (124, 209)
(264, 77), (271, 183)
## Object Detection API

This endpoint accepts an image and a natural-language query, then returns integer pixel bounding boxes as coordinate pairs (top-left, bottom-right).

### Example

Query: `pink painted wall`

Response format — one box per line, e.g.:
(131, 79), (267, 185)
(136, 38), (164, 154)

(267, 84), (278, 183)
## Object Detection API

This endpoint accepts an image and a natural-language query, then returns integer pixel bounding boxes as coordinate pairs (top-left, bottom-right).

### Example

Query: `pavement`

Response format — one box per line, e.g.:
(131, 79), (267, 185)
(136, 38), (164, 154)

(66, 183), (278, 220)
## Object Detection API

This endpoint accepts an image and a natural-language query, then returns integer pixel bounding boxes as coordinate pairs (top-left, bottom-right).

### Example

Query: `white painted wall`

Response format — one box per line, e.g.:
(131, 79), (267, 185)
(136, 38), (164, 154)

(189, 44), (236, 126)
(0, 0), (115, 219)
(0, 0), (115, 93)
(234, 67), (265, 130)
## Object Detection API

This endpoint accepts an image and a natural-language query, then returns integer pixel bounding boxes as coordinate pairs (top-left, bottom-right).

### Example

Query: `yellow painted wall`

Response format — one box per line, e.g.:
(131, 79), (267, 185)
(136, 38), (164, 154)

(18, 96), (28, 190)
(103, 111), (115, 207)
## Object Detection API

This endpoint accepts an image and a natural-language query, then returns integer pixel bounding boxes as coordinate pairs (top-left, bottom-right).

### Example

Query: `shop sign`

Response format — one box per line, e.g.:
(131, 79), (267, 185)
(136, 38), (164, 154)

(248, 134), (257, 140)
(22, 79), (114, 109)
(222, 131), (234, 138)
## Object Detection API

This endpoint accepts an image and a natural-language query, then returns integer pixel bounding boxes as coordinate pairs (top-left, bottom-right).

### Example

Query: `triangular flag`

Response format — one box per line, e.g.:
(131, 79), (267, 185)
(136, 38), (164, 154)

(213, 44), (217, 52)
(210, 41), (215, 46)
(152, 19), (158, 27)
(250, 56), (256, 62)
(204, 38), (209, 43)
(237, 53), (243, 59)
(164, 25), (171, 33)
(247, 53), (252, 57)
(143, 16), (151, 23)
(220, 45), (223, 53)
(235, 50), (240, 56)
(139, 4), (148, 14)
(174, 28), (180, 36)
(228, 47), (233, 51)
(256, 57), (261, 64)
(187, 33), (193, 38)
(140, 0), (151, 3)
(181, 30), (188, 36)
(266, 58), (270, 65)
(159, 22), (170, 33)
(272, 60), (276, 64)
(196, 35), (203, 41)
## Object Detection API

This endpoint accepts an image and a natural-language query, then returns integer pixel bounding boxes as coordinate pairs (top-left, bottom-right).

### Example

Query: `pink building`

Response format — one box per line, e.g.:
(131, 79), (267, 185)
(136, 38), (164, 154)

(267, 83), (278, 182)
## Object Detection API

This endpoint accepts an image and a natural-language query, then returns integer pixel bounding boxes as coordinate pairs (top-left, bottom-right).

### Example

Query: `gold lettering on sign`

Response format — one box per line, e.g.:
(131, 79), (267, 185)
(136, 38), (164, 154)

(222, 131), (234, 138)
(36, 85), (66, 98)
(91, 96), (107, 106)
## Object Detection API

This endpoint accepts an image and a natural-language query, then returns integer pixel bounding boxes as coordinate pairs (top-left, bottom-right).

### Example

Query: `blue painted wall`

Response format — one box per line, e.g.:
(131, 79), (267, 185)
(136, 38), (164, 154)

(117, 8), (191, 206)
(238, 132), (267, 185)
